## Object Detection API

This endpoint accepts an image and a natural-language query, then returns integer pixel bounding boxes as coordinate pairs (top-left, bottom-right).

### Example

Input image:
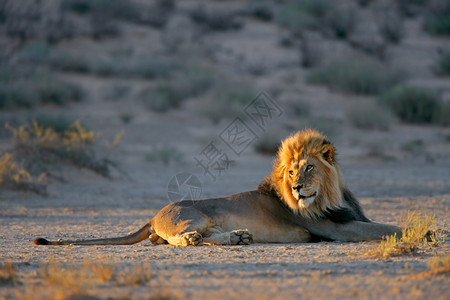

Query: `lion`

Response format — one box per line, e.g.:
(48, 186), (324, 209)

(34, 129), (402, 246)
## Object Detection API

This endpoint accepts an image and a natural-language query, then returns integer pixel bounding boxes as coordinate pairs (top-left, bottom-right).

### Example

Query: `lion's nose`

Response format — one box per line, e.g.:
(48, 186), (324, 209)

(293, 184), (303, 192)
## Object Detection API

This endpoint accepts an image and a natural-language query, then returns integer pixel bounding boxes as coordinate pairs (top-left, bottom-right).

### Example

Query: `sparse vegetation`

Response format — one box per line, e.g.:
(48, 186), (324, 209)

(28, 114), (76, 133)
(401, 139), (425, 154)
(275, 0), (330, 37)
(377, 10), (404, 44)
(286, 99), (311, 117)
(346, 101), (394, 130)
(425, 254), (450, 276)
(324, 5), (357, 39)
(248, 0), (273, 21)
(200, 81), (256, 124)
(50, 51), (179, 79)
(0, 67), (84, 109)
(190, 7), (243, 31)
(22, 260), (152, 299)
(139, 83), (185, 113)
(0, 259), (18, 284)
(379, 85), (447, 124)
(434, 49), (450, 76)
(0, 152), (47, 194)
(370, 212), (443, 259)
(254, 135), (281, 155)
(297, 117), (339, 138)
(308, 54), (403, 95)
(146, 144), (184, 165)
(424, 0), (450, 36)
(6, 121), (115, 177)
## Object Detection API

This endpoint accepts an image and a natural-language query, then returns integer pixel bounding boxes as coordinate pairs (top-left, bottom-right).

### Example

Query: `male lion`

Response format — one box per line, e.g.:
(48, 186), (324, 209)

(34, 129), (401, 246)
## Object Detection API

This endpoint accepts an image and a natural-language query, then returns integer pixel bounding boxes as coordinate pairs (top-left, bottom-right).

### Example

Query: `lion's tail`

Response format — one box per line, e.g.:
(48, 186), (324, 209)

(33, 222), (151, 246)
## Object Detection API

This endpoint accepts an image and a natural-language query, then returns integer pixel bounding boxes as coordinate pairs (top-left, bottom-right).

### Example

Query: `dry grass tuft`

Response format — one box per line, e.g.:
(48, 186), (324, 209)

(0, 259), (18, 284)
(369, 212), (444, 259)
(425, 254), (450, 276)
(118, 262), (152, 286)
(17, 260), (152, 300)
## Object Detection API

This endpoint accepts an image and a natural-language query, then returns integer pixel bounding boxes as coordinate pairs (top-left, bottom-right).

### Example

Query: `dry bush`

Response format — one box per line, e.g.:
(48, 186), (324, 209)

(0, 152), (47, 194)
(41, 260), (151, 287)
(369, 212), (444, 259)
(6, 121), (116, 178)
(0, 259), (18, 284)
(17, 260), (152, 300)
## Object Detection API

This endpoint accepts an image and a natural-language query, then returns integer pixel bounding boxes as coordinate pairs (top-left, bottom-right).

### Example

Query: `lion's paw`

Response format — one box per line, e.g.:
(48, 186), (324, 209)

(230, 229), (253, 245)
(181, 231), (203, 246)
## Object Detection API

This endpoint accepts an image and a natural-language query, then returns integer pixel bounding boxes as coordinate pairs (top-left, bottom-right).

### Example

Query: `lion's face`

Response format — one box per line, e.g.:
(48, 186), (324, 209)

(286, 157), (321, 209)
(268, 129), (345, 219)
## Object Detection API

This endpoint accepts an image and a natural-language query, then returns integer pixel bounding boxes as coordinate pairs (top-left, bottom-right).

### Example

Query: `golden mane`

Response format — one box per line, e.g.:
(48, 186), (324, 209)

(258, 129), (346, 219)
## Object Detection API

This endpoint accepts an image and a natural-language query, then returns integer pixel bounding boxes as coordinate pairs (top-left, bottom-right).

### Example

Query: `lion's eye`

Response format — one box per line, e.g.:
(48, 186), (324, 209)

(306, 165), (314, 172)
(289, 170), (294, 176)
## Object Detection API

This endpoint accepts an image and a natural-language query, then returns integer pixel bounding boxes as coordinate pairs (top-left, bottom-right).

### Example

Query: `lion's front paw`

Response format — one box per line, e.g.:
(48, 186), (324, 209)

(230, 229), (253, 245)
(181, 231), (203, 246)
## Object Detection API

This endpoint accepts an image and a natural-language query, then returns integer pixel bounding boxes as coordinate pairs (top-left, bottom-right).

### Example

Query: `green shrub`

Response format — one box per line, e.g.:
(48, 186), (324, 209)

(434, 50), (450, 76)
(0, 83), (37, 109)
(287, 99), (311, 117)
(248, 0), (273, 21)
(275, 0), (330, 36)
(146, 145), (184, 165)
(308, 54), (403, 95)
(424, 0), (450, 36)
(50, 52), (178, 79)
(346, 101), (394, 130)
(200, 82), (256, 124)
(254, 135), (281, 155)
(401, 139), (424, 154)
(190, 7), (243, 31)
(297, 117), (340, 137)
(377, 11), (404, 44)
(325, 6), (357, 39)
(16, 40), (51, 64)
(33, 76), (84, 105)
(380, 85), (445, 124)
(139, 83), (185, 113)
(0, 69), (84, 109)
(29, 114), (77, 133)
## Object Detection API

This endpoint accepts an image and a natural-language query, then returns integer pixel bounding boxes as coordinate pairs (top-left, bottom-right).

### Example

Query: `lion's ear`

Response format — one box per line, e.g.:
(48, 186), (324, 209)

(321, 143), (335, 164)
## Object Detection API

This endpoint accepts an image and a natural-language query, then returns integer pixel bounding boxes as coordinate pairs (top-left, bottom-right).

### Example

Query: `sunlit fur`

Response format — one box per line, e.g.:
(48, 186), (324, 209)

(259, 129), (346, 219)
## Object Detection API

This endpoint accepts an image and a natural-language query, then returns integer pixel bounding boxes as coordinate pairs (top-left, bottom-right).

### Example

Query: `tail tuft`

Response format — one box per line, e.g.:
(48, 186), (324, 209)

(33, 238), (49, 245)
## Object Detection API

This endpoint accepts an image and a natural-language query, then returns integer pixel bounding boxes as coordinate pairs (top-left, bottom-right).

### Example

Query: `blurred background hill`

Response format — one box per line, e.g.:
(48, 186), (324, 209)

(0, 0), (449, 195)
